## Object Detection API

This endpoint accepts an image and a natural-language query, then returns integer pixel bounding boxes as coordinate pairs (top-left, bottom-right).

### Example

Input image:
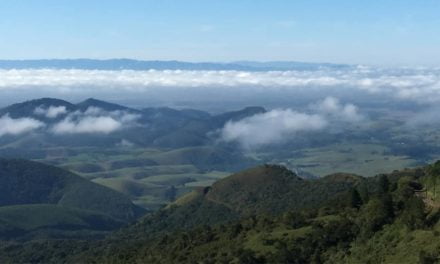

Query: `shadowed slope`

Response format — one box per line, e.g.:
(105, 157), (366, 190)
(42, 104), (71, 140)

(0, 159), (146, 222)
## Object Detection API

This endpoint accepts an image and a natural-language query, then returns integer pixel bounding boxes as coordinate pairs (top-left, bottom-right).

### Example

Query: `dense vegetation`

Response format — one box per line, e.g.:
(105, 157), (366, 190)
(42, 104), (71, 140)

(1, 163), (440, 263)
(0, 159), (145, 240)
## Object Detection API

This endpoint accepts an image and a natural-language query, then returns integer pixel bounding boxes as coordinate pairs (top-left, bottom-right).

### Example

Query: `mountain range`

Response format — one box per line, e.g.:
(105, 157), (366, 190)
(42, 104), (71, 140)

(0, 59), (352, 71)
(0, 158), (439, 263)
(0, 98), (263, 173)
(0, 97), (265, 148)
(0, 98), (271, 210)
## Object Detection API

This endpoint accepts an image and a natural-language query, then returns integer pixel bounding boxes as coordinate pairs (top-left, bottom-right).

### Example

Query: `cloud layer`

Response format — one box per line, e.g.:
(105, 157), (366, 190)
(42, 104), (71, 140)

(52, 116), (122, 134)
(0, 106), (141, 137)
(0, 115), (44, 137)
(221, 97), (365, 148)
(0, 67), (440, 104)
(313, 96), (364, 123)
(221, 109), (327, 148)
(51, 107), (141, 135)
(34, 105), (67, 118)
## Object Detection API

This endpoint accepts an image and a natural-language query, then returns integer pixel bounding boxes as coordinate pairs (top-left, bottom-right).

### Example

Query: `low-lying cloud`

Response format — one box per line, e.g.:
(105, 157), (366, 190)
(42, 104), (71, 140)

(34, 105), (67, 118)
(221, 109), (327, 149)
(221, 97), (365, 148)
(51, 107), (140, 135)
(405, 106), (440, 127)
(0, 115), (44, 136)
(52, 116), (122, 134)
(0, 67), (440, 104)
(0, 105), (141, 137)
(313, 96), (364, 123)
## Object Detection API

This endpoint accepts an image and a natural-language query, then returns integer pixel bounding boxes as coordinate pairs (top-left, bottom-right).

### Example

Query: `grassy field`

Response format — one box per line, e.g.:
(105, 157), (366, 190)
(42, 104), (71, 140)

(31, 141), (432, 210)
(282, 143), (418, 177)
(40, 147), (235, 209)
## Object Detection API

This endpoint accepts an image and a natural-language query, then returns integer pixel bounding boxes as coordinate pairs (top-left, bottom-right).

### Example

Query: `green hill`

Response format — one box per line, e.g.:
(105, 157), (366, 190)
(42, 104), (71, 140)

(205, 165), (361, 215)
(12, 164), (436, 264)
(147, 146), (257, 171)
(0, 204), (125, 240)
(119, 165), (361, 235)
(0, 159), (146, 223)
(2, 163), (440, 263)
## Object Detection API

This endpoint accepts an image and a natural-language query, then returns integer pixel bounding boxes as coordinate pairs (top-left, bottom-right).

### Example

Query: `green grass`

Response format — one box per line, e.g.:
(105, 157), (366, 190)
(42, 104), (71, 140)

(285, 143), (417, 177)
(67, 148), (230, 209)
(92, 178), (164, 196)
(30, 143), (424, 211)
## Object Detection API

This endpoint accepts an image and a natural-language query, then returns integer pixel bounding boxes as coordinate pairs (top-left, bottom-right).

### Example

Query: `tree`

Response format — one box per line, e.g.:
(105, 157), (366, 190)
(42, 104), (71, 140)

(419, 250), (438, 264)
(350, 189), (363, 209)
(401, 197), (425, 230)
(377, 174), (390, 194)
(282, 211), (305, 228)
(358, 195), (394, 238)
(427, 161), (440, 200)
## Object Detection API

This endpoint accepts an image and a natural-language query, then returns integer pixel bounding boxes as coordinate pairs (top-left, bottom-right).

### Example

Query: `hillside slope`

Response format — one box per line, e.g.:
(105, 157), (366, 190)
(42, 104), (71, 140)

(1, 164), (440, 263)
(0, 204), (125, 241)
(121, 165), (361, 235)
(0, 159), (146, 222)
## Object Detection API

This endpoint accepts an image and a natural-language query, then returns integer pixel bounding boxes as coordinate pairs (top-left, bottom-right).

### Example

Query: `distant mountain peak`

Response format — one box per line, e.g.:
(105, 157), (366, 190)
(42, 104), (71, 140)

(212, 106), (267, 126)
(76, 98), (138, 112)
(208, 164), (300, 193)
(0, 59), (352, 71)
(0, 98), (75, 119)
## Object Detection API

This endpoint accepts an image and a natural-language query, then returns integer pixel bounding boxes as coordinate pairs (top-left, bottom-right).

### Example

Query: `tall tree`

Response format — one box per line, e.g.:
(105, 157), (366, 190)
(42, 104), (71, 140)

(427, 161), (440, 200)
(350, 189), (363, 209)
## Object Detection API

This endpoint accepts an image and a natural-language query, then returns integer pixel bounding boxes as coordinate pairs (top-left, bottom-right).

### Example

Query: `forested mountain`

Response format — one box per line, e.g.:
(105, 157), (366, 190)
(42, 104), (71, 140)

(0, 97), (262, 150)
(0, 159), (145, 240)
(1, 161), (439, 263)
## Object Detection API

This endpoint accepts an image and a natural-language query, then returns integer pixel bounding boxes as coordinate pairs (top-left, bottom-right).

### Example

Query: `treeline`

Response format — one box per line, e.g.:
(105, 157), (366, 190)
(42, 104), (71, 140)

(2, 165), (440, 263)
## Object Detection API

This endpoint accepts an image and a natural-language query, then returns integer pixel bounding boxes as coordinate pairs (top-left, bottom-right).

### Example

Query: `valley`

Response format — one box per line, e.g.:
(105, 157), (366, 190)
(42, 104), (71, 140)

(1, 98), (439, 211)
(1, 1), (438, 262)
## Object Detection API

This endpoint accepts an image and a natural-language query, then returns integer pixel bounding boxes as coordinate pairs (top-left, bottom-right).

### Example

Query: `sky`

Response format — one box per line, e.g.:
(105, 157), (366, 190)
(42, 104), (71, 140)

(0, 0), (439, 65)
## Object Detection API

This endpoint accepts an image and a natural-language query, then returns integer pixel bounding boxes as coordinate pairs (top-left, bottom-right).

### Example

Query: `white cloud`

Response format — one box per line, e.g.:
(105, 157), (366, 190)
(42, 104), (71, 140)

(221, 109), (328, 148)
(0, 67), (440, 104)
(313, 96), (364, 123)
(34, 105), (67, 118)
(83, 106), (104, 116)
(52, 116), (122, 134)
(51, 107), (140, 134)
(0, 115), (44, 136)
(221, 97), (366, 148)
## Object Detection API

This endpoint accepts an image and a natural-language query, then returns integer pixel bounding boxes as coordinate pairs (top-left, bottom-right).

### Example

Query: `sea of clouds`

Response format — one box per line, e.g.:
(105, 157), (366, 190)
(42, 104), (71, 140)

(0, 67), (439, 104)
(0, 66), (438, 145)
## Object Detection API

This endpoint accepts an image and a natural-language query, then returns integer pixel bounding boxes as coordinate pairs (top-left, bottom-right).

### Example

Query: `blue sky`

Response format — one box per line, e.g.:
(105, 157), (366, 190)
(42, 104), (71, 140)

(0, 0), (439, 65)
